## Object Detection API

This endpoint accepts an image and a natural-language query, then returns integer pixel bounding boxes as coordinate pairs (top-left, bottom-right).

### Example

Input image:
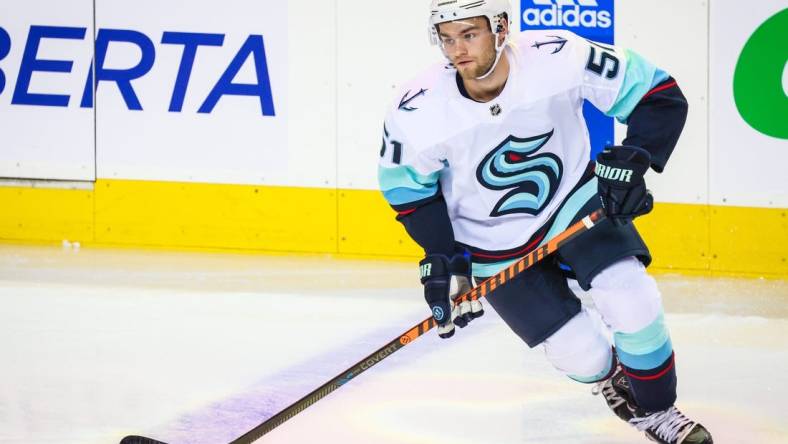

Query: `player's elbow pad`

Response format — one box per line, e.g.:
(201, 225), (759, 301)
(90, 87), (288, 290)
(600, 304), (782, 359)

(623, 78), (688, 173)
(397, 197), (456, 256)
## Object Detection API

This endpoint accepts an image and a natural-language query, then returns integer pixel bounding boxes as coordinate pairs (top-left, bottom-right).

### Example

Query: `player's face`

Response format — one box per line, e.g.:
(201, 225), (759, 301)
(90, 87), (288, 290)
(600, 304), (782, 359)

(437, 17), (497, 80)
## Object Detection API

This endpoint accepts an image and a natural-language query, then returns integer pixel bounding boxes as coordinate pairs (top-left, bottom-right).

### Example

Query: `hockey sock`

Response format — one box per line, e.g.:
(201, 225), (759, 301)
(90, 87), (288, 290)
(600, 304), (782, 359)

(614, 311), (677, 412)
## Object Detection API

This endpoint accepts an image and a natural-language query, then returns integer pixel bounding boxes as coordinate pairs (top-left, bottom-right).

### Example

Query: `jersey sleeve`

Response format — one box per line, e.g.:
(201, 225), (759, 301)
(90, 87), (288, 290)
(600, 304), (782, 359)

(377, 111), (446, 214)
(558, 32), (686, 171)
(573, 37), (671, 124)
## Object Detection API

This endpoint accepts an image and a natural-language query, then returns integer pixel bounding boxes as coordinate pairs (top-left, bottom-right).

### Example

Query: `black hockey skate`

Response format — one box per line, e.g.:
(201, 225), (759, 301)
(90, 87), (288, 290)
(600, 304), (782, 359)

(631, 406), (713, 444)
(593, 366), (713, 443)
(592, 365), (637, 422)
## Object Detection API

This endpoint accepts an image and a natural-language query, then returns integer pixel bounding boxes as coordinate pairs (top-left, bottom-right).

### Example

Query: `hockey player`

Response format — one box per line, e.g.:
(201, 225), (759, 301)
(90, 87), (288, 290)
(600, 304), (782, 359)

(377, 1), (713, 443)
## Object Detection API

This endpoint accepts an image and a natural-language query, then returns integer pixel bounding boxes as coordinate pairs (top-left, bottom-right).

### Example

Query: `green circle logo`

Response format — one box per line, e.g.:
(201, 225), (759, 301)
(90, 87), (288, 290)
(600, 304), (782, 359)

(733, 8), (788, 139)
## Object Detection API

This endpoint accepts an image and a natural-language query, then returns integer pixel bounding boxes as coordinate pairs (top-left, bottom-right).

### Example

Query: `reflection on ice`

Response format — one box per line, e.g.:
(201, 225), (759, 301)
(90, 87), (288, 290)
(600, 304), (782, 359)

(0, 244), (785, 443)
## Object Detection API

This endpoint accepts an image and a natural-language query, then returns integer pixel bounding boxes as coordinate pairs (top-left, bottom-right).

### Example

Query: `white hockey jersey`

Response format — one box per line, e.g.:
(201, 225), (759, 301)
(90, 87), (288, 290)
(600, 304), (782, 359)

(379, 30), (669, 276)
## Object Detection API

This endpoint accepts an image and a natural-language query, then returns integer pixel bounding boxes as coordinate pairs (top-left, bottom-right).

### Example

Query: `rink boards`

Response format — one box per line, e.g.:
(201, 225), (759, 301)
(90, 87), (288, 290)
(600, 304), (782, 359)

(0, 0), (786, 277)
(0, 182), (785, 278)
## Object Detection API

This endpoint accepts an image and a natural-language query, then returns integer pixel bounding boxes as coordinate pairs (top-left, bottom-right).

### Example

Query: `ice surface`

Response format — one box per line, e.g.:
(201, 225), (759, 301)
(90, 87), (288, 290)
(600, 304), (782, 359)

(0, 244), (786, 444)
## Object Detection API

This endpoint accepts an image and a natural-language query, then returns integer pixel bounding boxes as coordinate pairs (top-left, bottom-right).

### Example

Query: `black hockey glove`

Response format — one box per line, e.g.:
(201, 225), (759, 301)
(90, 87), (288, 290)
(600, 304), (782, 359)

(595, 145), (654, 226)
(419, 250), (483, 339)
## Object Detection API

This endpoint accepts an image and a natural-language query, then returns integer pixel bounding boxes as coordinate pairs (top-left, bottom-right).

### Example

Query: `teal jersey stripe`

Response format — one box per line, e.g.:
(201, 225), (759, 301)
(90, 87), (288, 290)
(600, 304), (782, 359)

(383, 186), (439, 206)
(471, 179), (597, 278)
(378, 164), (440, 190)
(617, 337), (674, 371)
(538, 178), (597, 248)
(650, 68), (670, 88)
(472, 258), (518, 278)
(378, 165), (440, 206)
(606, 49), (671, 123)
(613, 311), (671, 356)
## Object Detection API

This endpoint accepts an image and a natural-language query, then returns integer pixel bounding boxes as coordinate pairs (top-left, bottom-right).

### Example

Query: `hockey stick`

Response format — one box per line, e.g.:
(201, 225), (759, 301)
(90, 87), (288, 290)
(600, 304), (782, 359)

(120, 209), (605, 444)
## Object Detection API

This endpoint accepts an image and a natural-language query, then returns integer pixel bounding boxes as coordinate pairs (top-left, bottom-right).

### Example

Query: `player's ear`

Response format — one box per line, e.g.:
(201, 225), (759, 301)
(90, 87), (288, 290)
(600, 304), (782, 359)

(496, 14), (509, 43)
(498, 13), (509, 34)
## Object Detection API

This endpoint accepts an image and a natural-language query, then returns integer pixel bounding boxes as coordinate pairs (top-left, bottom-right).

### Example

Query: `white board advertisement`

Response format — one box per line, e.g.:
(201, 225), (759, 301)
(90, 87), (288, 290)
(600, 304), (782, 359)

(615, 0), (709, 205)
(0, 0), (95, 181)
(94, 0), (298, 186)
(2, 0), (786, 208)
(710, 1), (788, 208)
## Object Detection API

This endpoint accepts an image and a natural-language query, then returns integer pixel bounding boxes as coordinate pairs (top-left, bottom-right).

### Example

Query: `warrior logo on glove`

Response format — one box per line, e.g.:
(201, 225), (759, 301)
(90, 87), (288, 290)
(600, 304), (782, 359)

(595, 145), (654, 226)
(595, 164), (635, 183)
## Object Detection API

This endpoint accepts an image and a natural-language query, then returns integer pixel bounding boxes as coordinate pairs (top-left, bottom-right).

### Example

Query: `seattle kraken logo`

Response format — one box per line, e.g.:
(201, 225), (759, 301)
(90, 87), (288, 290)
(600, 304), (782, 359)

(476, 131), (562, 217)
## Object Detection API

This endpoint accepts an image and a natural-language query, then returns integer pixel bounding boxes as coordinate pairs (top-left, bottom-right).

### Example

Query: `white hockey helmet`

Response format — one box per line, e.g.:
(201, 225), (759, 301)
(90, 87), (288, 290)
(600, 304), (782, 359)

(428, 0), (513, 79)
(428, 0), (512, 45)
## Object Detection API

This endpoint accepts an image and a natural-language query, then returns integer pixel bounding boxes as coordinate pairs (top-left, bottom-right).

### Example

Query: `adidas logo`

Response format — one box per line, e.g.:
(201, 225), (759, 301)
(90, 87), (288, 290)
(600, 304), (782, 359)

(533, 0), (599, 4)
(523, 0), (612, 29)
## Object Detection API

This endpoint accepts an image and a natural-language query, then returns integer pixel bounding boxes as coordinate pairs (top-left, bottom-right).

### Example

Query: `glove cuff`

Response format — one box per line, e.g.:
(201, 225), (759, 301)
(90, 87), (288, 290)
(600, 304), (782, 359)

(448, 247), (471, 278)
(419, 248), (471, 284)
(419, 254), (450, 284)
(596, 145), (651, 185)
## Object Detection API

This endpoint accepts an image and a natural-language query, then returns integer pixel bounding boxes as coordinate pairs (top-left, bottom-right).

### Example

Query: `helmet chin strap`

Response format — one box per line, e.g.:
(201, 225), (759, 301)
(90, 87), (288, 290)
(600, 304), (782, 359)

(475, 33), (507, 80)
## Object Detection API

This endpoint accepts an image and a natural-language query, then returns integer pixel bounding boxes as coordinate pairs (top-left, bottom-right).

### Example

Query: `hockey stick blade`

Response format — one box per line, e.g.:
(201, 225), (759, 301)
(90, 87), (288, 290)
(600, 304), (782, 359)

(119, 436), (169, 444)
(121, 209), (604, 444)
